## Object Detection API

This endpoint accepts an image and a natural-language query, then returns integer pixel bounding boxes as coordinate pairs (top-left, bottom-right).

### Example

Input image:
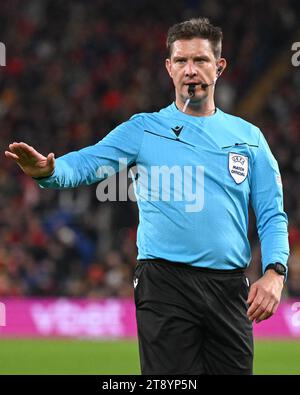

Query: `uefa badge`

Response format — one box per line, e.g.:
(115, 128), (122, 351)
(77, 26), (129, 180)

(228, 152), (248, 184)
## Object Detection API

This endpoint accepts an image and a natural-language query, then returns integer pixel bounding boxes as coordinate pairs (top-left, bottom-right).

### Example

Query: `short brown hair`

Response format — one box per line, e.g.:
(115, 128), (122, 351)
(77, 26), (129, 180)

(166, 17), (223, 59)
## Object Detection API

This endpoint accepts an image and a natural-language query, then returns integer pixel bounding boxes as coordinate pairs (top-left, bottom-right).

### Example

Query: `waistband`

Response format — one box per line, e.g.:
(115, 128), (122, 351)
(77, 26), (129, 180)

(137, 258), (246, 275)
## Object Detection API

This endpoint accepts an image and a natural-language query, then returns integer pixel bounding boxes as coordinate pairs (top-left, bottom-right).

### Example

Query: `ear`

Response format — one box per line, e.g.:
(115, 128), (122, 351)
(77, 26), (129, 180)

(165, 58), (173, 79)
(216, 58), (227, 77)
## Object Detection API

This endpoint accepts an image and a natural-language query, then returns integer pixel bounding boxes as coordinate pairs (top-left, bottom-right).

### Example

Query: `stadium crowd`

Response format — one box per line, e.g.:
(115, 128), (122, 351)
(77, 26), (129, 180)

(0, 0), (300, 298)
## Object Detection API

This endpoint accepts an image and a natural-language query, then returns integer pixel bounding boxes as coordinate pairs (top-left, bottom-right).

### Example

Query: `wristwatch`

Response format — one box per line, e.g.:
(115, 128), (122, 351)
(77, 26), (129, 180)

(265, 262), (286, 276)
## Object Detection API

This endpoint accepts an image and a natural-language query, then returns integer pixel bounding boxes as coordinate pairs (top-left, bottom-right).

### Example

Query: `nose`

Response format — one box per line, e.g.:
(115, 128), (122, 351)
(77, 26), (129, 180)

(184, 61), (197, 78)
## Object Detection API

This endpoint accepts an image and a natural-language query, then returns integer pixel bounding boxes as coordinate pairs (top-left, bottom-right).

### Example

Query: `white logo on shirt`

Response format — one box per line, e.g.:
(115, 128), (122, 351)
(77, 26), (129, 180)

(228, 153), (248, 184)
(133, 278), (139, 289)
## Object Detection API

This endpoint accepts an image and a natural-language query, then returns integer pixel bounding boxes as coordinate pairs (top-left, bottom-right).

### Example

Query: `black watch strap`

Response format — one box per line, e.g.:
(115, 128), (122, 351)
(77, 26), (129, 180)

(265, 262), (286, 276)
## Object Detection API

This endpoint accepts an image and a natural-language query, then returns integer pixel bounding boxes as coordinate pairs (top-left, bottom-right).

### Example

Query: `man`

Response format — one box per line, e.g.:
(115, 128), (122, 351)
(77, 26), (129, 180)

(5, 18), (289, 375)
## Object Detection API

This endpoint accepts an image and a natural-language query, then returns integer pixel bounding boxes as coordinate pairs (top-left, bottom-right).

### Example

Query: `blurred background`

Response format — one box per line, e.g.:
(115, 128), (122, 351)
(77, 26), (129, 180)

(0, 0), (300, 374)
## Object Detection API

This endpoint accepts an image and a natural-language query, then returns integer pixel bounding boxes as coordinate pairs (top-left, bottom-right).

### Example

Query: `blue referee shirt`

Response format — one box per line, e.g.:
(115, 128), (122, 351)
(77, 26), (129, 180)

(36, 103), (289, 272)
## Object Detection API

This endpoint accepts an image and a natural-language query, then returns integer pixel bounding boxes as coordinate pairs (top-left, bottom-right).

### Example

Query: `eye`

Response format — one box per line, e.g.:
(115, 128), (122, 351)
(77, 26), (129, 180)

(195, 58), (205, 64)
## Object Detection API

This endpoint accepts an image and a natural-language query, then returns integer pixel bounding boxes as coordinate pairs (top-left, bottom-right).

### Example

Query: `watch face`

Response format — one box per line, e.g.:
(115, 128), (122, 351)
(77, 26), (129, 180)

(275, 263), (286, 275)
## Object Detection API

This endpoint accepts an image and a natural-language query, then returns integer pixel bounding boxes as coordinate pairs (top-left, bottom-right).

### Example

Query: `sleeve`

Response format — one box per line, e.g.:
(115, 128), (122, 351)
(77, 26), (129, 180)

(35, 115), (144, 189)
(250, 130), (290, 274)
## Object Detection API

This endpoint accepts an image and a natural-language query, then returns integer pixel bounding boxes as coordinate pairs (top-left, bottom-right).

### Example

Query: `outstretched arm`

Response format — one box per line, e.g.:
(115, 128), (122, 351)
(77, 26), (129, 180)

(5, 115), (144, 189)
(5, 142), (55, 178)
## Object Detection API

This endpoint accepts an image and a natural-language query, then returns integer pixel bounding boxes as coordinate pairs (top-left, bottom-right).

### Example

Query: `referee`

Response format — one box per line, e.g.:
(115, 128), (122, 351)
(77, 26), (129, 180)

(5, 18), (289, 375)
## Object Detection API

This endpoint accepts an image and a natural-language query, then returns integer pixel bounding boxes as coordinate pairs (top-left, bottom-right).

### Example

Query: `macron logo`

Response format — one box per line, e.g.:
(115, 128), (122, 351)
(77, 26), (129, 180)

(171, 125), (183, 137)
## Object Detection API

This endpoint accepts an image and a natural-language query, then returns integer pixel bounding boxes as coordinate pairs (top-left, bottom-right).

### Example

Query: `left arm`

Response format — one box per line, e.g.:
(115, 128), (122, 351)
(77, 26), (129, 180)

(248, 131), (289, 323)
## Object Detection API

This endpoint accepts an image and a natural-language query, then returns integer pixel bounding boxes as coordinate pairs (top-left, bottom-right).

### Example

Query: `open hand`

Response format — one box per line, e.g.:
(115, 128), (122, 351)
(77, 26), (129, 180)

(5, 142), (55, 178)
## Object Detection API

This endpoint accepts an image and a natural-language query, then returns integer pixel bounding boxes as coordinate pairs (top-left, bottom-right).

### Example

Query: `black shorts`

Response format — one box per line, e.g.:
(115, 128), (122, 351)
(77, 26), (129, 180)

(134, 259), (253, 375)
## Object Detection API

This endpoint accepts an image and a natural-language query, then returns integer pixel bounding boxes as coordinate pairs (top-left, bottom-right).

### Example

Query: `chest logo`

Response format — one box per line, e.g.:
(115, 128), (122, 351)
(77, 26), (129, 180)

(228, 152), (248, 184)
(171, 125), (184, 137)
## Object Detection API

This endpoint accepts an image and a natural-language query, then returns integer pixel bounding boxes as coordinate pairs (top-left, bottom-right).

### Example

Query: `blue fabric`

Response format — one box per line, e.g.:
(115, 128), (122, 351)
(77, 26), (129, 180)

(36, 103), (289, 271)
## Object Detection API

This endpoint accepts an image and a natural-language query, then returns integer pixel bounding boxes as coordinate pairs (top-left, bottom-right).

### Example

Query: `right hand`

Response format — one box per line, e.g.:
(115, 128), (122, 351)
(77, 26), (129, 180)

(5, 142), (55, 178)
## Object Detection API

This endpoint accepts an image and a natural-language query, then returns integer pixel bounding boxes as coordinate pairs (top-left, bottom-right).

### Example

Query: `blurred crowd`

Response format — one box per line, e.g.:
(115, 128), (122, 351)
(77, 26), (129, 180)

(0, 0), (300, 298)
